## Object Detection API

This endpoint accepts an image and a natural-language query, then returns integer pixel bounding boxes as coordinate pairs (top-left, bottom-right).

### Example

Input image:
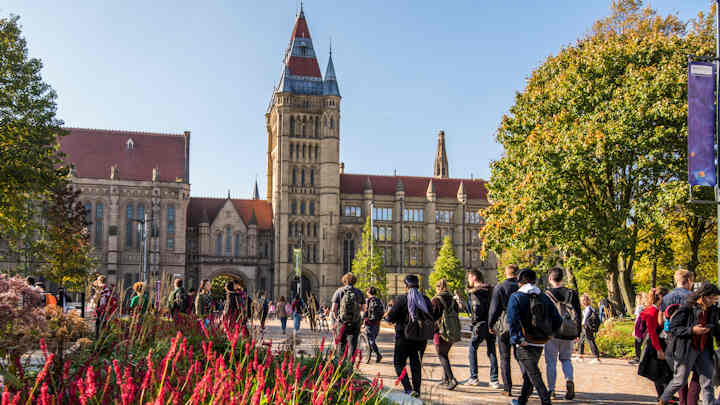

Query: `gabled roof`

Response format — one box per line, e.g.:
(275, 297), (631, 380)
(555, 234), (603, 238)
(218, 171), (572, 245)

(59, 128), (188, 183)
(187, 197), (273, 230)
(340, 173), (487, 201)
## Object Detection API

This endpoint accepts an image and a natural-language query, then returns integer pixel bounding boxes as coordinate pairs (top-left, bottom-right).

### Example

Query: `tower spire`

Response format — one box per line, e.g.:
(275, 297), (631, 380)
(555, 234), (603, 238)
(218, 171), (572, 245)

(324, 44), (340, 96)
(276, 7), (323, 95)
(252, 177), (260, 200)
(434, 130), (449, 178)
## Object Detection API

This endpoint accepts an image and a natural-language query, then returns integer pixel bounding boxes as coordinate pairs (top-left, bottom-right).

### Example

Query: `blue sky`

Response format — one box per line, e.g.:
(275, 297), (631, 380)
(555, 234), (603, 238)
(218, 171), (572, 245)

(2, 1), (710, 198)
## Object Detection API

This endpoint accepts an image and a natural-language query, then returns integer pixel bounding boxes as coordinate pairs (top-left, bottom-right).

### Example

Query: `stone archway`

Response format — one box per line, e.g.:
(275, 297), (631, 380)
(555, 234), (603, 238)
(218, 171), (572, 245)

(206, 268), (253, 296)
(286, 268), (320, 300)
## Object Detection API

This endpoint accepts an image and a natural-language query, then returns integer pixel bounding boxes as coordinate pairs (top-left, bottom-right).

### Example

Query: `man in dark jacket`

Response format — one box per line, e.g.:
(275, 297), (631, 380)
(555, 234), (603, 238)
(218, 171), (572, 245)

(464, 269), (499, 388)
(507, 269), (562, 405)
(658, 282), (720, 405)
(489, 264), (520, 396)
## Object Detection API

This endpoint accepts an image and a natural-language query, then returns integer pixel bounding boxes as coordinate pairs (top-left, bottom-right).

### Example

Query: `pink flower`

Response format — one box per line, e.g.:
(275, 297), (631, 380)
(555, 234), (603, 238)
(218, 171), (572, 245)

(39, 383), (50, 405)
(85, 365), (97, 398)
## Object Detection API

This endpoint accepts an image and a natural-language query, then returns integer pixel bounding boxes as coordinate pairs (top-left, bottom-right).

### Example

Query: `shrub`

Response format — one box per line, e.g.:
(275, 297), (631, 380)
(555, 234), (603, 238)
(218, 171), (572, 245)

(0, 275), (47, 376)
(595, 319), (635, 359)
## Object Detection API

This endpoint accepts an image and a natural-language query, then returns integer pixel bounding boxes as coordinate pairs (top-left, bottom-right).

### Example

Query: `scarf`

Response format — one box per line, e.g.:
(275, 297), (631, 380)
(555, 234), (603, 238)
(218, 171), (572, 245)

(407, 287), (430, 321)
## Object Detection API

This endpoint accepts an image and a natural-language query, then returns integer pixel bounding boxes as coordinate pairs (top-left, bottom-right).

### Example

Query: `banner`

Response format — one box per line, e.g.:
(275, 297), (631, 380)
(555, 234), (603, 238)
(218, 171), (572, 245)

(688, 61), (716, 187)
(294, 248), (302, 277)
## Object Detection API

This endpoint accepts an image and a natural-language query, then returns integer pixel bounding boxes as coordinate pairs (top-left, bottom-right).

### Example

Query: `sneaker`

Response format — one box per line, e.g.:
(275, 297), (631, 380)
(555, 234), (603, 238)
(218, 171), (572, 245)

(489, 381), (502, 389)
(566, 380), (575, 400)
(589, 358), (601, 364)
(464, 378), (480, 386)
(572, 356), (583, 363)
(447, 378), (458, 391)
(410, 391), (420, 398)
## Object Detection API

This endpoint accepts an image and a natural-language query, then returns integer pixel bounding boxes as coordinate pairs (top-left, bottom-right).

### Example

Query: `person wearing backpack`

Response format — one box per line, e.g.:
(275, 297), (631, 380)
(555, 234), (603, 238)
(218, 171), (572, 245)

(330, 273), (365, 358)
(431, 279), (461, 390)
(385, 274), (434, 398)
(576, 294), (601, 363)
(507, 269), (562, 405)
(544, 267), (581, 401)
(489, 264), (520, 397)
(464, 269), (499, 389)
(168, 279), (189, 318)
(364, 287), (385, 363)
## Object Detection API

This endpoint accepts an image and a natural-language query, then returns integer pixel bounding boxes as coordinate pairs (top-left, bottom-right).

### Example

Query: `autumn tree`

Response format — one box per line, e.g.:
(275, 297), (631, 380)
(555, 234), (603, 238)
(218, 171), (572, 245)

(352, 216), (387, 298)
(482, 0), (712, 314)
(429, 236), (465, 297)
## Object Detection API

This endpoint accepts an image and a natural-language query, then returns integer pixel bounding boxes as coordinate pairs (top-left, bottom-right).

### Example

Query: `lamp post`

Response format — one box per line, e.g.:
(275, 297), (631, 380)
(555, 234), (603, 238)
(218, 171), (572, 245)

(459, 196), (467, 268)
(132, 213), (149, 283)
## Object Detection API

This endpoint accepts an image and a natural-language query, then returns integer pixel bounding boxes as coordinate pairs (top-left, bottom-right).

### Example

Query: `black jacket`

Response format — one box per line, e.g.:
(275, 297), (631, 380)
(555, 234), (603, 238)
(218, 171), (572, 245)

(385, 293), (434, 340)
(667, 303), (720, 361)
(546, 286), (582, 338)
(468, 285), (492, 326)
(488, 277), (519, 328)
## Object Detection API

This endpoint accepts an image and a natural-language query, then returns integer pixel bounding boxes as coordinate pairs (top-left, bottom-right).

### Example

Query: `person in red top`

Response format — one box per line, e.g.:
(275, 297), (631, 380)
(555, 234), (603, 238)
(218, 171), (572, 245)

(638, 287), (670, 400)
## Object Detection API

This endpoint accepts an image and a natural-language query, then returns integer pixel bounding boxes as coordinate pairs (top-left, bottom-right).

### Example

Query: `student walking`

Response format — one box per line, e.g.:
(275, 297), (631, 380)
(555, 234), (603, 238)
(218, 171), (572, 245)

(385, 274), (434, 398)
(543, 267), (581, 401)
(489, 264), (520, 397)
(637, 287), (671, 400)
(167, 279), (189, 318)
(277, 296), (288, 334)
(431, 279), (462, 390)
(365, 287), (384, 363)
(465, 269), (499, 389)
(658, 282), (720, 405)
(507, 269), (562, 405)
(331, 273), (365, 358)
(195, 280), (212, 321)
(292, 295), (304, 332)
(129, 281), (150, 315)
(576, 294), (601, 363)
(259, 291), (269, 330)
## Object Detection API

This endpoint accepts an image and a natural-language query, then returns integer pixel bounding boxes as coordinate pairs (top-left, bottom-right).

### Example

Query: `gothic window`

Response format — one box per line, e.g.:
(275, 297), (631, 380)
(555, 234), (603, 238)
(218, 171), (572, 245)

(314, 145), (318, 160)
(302, 144), (306, 159)
(309, 201), (315, 216)
(288, 222), (293, 237)
(126, 138), (135, 150)
(291, 200), (297, 214)
(126, 204), (134, 248)
(292, 168), (297, 185)
(290, 116), (295, 137)
(314, 117), (319, 138)
(343, 233), (355, 274)
(301, 169), (306, 186)
(95, 202), (103, 247)
(290, 143), (294, 159)
(225, 227), (231, 255)
(310, 169), (314, 186)
(313, 245), (318, 263)
(216, 233), (222, 256)
(234, 233), (240, 257)
(167, 205), (175, 250)
(136, 204), (145, 248)
(314, 223), (318, 237)
(300, 201), (306, 215)
(302, 118), (306, 137)
(83, 203), (92, 237)
(330, 117), (334, 129)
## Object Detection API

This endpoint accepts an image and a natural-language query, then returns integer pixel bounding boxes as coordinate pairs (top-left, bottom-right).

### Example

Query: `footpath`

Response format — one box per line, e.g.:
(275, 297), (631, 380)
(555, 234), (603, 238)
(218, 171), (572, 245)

(259, 318), (657, 405)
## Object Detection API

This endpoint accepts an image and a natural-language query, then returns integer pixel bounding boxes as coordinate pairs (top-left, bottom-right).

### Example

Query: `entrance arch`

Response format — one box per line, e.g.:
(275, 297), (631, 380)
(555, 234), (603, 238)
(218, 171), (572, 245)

(206, 268), (253, 296)
(286, 268), (319, 300)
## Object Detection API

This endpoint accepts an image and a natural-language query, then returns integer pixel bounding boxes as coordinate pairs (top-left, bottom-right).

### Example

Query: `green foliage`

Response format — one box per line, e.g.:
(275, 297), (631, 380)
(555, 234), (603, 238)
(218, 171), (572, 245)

(595, 319), (636, 359)
(210, 275), (235, 303)
(429, 236), (465, 296)
(352, 216), (387, 298)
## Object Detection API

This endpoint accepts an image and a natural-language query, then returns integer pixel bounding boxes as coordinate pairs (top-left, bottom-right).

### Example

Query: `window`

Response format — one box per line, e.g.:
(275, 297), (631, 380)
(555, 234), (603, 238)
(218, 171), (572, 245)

(310, 169), (314, 186)
(313, 245), (318, 263)
(290, 116), (295, 137)
(292, 168), (297, 185)
(301, 169), (305, 186)
(436, 210), (453, 224)
(234, 234), (240, 257)
(288, 223), (293, 237)
(126, 204), (134, 248)
(291, 200), (297, 215)
(314, 145), (319, 160)
(372, 207), (392, 221)
(225, 227), (231, 255)
(343, 233), (355, 274)
(314, 117), (319, 138)
(466, 211), (483, 224)
(126, 138), (135, 150)
(83, 203), (92, 235)
(300, 201), (306, 215)
(403, 208), (424, 222)
(330, 117), (334, 129)
(344, 205), (361, 217)
(167, 205), (175, 250)
(373, 225), (392, 241)
(95, 202), (103, 247)
(437, 228), (453, 243)
(300, 223), (305, 235)
(290, 143), (294, 159)
(309, 201), (315, 216)
(302, 144), (306, 159)
(136, 204), (145, 248)
(314, 223), (318, 237)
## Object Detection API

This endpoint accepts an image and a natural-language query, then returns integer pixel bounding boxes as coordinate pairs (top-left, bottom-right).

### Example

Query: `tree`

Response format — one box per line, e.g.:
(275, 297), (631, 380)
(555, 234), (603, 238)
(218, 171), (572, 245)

(352, 216), (387, 298)
(482, 0), (711, 314)
(429, 236), (465, 297)
(0, 16), (68, 268)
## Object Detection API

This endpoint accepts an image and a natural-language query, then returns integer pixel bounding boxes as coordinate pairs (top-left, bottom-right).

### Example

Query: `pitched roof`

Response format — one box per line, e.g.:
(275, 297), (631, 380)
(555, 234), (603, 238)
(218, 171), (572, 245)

(187, 197), (273, 230)
(59, 128), (188, 183)
(340, 173), (488, 201)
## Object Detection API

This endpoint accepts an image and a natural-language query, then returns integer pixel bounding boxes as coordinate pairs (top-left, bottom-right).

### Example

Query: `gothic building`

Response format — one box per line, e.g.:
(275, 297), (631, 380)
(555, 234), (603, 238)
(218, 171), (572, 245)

(1, 7), (495, 301)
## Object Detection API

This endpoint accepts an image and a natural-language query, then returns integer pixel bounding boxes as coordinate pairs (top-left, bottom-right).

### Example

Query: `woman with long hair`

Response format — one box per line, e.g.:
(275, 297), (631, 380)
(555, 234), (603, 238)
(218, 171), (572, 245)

(637, 287), (670, 400)
(129, 281), (149, 315)
(576, 294), (601, 363)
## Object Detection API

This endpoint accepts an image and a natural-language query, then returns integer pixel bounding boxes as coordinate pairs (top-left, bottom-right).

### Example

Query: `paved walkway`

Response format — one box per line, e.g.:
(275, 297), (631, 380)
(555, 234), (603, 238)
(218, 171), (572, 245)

(256, 318), (658, 405)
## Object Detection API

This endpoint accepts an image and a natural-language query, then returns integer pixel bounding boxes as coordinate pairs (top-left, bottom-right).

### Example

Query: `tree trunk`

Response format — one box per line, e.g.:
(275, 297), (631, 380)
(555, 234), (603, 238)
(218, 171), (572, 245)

(565, 265), (577, 290)
(651, 260), (657, 288)
(606, 261), (622, 316)
(617, 255), (634, 316)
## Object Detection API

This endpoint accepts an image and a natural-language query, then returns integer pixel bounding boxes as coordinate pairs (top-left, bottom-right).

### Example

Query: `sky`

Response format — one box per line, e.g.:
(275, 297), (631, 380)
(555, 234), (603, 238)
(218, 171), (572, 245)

(2, 1), (711, 198)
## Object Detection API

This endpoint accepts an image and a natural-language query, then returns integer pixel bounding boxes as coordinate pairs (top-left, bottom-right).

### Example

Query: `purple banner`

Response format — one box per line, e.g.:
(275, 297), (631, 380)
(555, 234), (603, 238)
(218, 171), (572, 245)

(688, 61), (716, 187)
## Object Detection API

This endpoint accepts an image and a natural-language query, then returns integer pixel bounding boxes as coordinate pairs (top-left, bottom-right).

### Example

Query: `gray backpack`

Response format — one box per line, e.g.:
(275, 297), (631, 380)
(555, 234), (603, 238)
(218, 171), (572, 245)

(339, 287), (362, 325)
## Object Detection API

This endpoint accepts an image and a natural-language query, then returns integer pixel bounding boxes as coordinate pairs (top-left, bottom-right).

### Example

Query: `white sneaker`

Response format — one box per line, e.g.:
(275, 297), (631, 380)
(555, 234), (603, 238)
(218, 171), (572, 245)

(589, 358), (600, 364)
(489, 381), (502, 389)
(464, 378), (480, 386)
(572, 356), (583, 363)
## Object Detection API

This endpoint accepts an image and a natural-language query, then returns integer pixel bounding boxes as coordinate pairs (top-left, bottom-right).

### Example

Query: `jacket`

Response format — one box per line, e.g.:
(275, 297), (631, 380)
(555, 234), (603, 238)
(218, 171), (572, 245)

(666, 303), (720, 361)
(488, 277), (519, 328)
(507, 284), (563, 345)
(385, 293), (435, 340)
(546, 286), (582, 339)
(467, 284), (492, 326)
(431, 291), (459, 332)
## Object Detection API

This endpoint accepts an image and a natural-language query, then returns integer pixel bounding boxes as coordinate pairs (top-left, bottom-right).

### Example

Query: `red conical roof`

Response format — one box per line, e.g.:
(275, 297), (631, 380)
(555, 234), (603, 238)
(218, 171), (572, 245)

(285, 10), (322, 78)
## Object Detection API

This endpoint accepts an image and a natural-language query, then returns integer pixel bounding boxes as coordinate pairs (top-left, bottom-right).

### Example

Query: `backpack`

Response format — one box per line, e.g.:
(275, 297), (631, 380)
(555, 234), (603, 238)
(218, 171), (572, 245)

(404, 305), (435, 341)
(545, 290), (580, 339)
(169, 288), (189, 312)
(339, 286), (362, 325)
(664, 304), (681, 333)
(435, 295), (462, 343)
(524, 293), (554, 342)
(367, 297), (384, 322)
(586, 306), (601, 333)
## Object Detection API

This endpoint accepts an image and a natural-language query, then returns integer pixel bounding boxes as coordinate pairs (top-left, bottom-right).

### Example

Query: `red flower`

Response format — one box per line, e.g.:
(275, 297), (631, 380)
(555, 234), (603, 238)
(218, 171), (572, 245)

(85, 365), (97, 398)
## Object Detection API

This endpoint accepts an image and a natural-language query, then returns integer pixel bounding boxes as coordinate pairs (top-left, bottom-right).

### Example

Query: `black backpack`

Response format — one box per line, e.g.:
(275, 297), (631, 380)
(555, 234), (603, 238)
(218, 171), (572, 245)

(367, 297), (384, 322)
(586, 306), (601, 333)
(404, 304), (434, 341)
(524, 293), (554, 342)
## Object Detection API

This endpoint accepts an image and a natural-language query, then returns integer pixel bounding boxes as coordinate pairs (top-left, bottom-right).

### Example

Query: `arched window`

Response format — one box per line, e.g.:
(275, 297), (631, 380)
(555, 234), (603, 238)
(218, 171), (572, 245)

(302, 118), (306, 137)
(314, 223), (318, 237)
(300, 201), (306, 215)
(289, 116), (295, 137)
(136, 204), (145, 248)
(292, 168), (297, 185)
(301, 169), (306, 186)
(167, 205), (175, 250)
(290, 143), (294, 159)
(314, 117), (319, 138)
(125, 204), (134, 248)
(216, 233), (222, 256)
(330, 117), (334, 129)
(301, 223), (305, 235)
(95, 202), (104, 247)
(302, 144), (306, 159)
(310, 169), (314, 186)
(291, 200), (297, 214)
(314, 145), (318, 160)
(234, 234), (240, 257)
(309, 201), (315, 216)
(225, 227), (231, 255)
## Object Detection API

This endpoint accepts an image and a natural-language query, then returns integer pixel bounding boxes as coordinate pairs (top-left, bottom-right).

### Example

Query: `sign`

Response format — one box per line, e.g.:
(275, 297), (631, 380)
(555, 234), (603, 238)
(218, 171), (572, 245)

(688, 61), (716, 187)
(293, 248), (302, 277)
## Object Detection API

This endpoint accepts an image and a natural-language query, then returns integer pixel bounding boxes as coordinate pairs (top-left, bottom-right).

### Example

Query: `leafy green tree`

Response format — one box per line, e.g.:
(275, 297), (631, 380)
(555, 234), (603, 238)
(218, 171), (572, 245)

(0, 16), (68, 267)
(429, 236), (465, 297)
(482, 0), (712, 314)
(352, 216), (387, 298)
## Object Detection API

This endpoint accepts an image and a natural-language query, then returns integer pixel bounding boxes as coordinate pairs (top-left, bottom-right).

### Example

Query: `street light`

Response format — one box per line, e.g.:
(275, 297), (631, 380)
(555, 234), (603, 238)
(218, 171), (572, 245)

(131, 213), (150, 283)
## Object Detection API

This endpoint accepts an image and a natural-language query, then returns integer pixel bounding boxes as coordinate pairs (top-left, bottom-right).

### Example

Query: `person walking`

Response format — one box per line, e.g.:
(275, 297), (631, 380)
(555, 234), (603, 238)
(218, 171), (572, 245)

(330, 273), (365, 358)
(223, 281), (242, 326)
(489, 264), (520, 397)
(259, 291), (269, 330)
(186, 288), (196, 314)
(195, 280), (212, 323)
(637, 287), (671, 401)
(277, 296), (288, 334)
(167, 279), (189, 318)
(292, 295), (304, 332)
(630, 292), (647, 365)
(658, 282), (720, 405)
(94, 278), (115, 339)
(269, 300), (276, 320)
(365, 287), (384, 363)
(385, 274), (434, 398)
(129, 281), (150, 315)
(431, 279), (462, 390)
(465, 269), (499, 389)
(544, 267), (582, 401)
(576, 294), (601, 363)
(507, 269), (562, 405)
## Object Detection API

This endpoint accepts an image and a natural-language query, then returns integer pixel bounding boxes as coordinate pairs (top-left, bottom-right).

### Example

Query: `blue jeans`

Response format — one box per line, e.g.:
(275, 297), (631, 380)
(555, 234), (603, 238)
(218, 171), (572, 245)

(293, 313), (301, 331)
(280, 316), (288, 332)
(365, 322), (381, 356)
(468, 323), (498, 382)
(544, 338), (574, 392)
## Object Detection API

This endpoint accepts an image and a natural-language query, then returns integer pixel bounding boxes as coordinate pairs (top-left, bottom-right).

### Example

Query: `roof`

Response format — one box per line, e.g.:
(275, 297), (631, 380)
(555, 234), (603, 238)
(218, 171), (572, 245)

(187, 197), (273, 230)
(59, 128), (188, 183)
(340, 174), (488, 201)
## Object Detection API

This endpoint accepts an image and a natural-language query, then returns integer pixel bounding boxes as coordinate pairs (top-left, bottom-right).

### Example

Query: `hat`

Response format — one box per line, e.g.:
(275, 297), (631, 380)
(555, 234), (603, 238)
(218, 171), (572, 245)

(517, 268), (537, 284)
(404, 274), (419, 288)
